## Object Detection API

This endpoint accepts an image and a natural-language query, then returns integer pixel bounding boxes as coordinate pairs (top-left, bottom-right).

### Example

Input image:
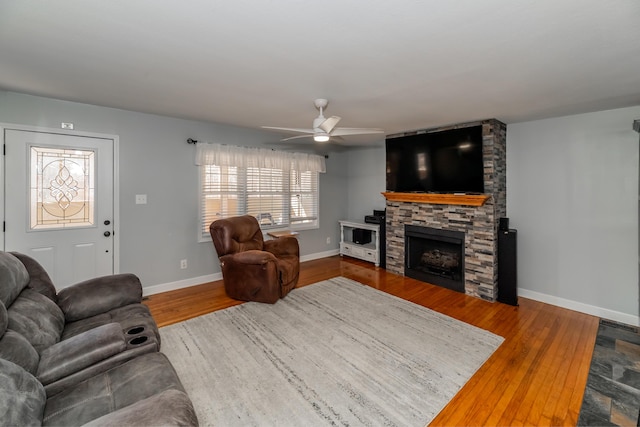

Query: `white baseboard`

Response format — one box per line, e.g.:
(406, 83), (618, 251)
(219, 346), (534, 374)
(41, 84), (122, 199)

(518, 288), (640, 326)
(143, 252), (639, 327)
(300, 249), (340, 262)
(142, 249), (340, 297)
(143, 272), (222, 297)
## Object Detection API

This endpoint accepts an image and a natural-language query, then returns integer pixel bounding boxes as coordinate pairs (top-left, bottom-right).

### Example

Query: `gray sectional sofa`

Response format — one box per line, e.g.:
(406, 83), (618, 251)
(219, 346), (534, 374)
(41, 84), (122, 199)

(0, 251), (198, 426)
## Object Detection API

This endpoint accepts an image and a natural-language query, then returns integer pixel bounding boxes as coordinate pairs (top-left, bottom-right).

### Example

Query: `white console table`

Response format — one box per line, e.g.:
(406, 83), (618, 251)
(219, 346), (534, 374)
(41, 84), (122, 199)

(339, 220), (380, 266)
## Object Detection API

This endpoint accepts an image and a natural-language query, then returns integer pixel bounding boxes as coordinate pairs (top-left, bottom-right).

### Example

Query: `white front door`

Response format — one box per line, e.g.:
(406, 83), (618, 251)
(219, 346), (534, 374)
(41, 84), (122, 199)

(4, 128), (115, 289)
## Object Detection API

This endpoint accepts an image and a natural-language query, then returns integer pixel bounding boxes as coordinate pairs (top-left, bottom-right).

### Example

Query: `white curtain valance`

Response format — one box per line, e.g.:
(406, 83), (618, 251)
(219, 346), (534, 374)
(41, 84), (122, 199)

(195, 143), (326, 173)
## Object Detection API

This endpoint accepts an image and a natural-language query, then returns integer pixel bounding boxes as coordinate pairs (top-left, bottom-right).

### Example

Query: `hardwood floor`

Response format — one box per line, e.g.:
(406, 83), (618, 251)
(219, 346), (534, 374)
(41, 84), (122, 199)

(144, 255), (599, 426)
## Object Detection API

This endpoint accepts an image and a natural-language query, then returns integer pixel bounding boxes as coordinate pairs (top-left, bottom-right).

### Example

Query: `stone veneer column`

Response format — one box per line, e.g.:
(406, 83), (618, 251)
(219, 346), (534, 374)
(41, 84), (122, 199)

(385, 119), (507, 302)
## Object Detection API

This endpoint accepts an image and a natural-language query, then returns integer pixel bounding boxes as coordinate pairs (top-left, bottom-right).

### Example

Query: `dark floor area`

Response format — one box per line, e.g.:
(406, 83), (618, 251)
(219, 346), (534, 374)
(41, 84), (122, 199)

(578, 319), (640, 426)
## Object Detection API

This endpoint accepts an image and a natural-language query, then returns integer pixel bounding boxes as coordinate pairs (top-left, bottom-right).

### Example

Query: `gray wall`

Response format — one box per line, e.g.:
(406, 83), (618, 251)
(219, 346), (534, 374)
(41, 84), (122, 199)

(507, 106), (640, 322)
(345, 145), (387, 220)
(0, 91), (348, 289)
(344, 106), (640, 323)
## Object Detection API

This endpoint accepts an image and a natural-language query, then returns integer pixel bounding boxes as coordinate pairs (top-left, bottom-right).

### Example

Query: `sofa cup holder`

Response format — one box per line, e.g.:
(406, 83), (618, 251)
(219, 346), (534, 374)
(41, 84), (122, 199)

(128, 335), (149, 346)
(126, 326), (146, 335)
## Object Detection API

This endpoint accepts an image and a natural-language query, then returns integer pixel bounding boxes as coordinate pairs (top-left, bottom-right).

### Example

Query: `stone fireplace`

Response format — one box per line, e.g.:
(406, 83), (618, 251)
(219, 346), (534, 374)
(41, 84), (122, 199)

(384, 119), (507, 302)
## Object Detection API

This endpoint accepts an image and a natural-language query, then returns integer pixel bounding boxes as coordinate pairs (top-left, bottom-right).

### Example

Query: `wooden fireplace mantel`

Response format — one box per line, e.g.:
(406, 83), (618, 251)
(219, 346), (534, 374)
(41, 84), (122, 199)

(382, 192), (490, 206)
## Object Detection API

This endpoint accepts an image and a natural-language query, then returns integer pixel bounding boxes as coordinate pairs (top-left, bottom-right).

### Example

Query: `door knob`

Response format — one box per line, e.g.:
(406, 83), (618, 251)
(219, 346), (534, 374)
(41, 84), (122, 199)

(104, 220), (111, 225)
(104, 231), (111, 237)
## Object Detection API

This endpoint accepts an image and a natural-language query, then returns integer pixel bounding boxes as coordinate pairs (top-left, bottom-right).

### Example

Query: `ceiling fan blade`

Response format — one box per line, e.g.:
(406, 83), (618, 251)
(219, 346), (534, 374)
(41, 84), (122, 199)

(330, 127), (385, 136)
(281, 134), (314, 142)
(262, 126), (315, 134)
(318, 116), (341, 133)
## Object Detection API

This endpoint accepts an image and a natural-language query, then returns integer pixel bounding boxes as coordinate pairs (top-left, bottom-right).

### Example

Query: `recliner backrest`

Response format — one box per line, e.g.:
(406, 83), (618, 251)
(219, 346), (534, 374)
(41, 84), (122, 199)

(210, 215), (265, 257)
(0, 300), (40, 375)
(0, 251), (30, 307)
(8, 289), (65, 353)
(10, 252), (57, 303)
(0, 252), (66, 354)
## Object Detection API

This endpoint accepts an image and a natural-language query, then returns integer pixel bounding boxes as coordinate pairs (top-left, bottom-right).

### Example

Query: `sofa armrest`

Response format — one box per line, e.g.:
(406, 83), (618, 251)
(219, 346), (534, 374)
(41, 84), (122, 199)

(57, 274), (143, 322)
(83, 389), (198, 426)
(37, 323), (126, 385)
(264, 236), (299, 258)
(223, 250), (277, 265)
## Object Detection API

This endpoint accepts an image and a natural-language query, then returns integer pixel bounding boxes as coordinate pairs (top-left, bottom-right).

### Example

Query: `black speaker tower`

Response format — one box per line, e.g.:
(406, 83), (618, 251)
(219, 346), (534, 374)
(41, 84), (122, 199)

(497, 225), (518, 306)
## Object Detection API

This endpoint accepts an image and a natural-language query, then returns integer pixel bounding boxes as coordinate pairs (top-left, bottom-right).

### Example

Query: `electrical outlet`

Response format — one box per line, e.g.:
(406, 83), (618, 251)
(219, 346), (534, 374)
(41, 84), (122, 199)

(180, 259), (187, 269)
(326, 237), (331, 244)
(135, 194), (147, 204)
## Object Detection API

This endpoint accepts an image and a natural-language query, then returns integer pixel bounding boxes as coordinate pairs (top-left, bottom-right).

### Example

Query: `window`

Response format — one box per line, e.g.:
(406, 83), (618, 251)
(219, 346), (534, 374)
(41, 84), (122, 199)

(290, 169), (318, 226)
(30, 145), (95, 230)
(197, 143), (325, 240)
(200, 165), (239, 236)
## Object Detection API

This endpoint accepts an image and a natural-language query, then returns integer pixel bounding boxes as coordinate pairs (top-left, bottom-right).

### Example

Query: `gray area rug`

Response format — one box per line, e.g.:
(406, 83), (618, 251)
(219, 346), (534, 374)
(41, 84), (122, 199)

(160, 276), (504, 426)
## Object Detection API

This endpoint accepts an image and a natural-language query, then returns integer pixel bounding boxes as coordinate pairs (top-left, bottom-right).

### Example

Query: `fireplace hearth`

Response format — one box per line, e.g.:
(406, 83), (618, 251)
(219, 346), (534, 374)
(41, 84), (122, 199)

(405, 225), (465, 293)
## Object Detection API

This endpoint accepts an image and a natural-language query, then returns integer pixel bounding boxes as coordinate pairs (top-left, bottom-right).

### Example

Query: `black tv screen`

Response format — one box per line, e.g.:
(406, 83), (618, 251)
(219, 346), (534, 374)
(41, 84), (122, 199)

(386, 126), (484, 193)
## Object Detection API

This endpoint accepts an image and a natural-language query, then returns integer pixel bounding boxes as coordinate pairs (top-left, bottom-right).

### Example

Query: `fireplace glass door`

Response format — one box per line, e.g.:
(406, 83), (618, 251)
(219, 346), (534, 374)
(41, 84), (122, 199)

(405, 225), (465, 293)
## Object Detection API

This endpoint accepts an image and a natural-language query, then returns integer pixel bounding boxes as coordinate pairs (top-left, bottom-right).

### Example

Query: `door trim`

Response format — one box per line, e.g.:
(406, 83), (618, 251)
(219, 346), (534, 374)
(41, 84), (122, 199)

(1, 123), (120, 274)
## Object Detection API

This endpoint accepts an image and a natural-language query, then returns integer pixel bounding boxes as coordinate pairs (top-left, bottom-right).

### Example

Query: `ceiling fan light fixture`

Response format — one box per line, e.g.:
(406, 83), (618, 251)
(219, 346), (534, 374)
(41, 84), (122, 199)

(263, 98), (383, 145)
(314, 133), (330, 143)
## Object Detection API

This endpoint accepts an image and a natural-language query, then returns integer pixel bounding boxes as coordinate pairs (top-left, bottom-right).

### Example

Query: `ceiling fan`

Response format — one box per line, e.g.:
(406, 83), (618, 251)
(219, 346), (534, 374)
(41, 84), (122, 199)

(262, 99), (384, 143)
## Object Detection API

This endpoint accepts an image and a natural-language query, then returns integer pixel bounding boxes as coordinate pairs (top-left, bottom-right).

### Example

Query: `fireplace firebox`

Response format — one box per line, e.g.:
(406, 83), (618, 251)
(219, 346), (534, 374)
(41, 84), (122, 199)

(405, 225), (465, 293)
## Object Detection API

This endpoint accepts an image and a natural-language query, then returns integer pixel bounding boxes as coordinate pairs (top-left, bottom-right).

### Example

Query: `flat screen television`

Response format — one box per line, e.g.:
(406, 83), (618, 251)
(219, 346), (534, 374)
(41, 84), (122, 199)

(385, 125), (484, 193)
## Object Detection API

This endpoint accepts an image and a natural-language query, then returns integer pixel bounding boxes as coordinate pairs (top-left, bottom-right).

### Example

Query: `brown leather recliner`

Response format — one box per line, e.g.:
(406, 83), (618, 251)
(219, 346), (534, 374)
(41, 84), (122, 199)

(209, 215), (300, 304)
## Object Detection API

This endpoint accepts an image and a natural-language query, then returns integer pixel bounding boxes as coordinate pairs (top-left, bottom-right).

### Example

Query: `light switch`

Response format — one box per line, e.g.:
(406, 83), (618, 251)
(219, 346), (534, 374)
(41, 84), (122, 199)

(135, 194), (147, 204)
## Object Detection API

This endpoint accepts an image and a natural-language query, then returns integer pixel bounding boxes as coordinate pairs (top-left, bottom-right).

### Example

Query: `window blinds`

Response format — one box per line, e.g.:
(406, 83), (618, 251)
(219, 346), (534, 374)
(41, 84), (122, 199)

(197, 143), (324, 239)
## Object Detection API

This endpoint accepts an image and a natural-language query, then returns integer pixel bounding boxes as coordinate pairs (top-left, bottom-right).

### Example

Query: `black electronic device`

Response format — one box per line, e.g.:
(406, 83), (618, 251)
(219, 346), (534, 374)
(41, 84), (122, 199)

(364, 209), (386, 269)
(385, 125), (484, 193)
(497, 229), (518, 306)
(364, 215), (381, 224)
(499, 217), (509, 231)
(365, 209), (386, 224)
(353, 228), (372, 245)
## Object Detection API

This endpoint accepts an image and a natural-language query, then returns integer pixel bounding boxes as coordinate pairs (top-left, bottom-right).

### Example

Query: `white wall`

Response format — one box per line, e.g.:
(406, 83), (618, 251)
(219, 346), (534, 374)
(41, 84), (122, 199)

(507, 106), (640, 324)
(0, 91), (349, 291)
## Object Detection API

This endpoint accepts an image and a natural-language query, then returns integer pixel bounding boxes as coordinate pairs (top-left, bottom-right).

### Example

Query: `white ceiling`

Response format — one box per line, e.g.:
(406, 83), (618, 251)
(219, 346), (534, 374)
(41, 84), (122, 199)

(1, 0), (639, 147)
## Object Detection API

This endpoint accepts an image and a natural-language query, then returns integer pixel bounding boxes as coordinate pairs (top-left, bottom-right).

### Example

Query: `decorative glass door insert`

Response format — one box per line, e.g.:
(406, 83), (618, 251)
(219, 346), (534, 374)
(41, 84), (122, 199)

(30, 145), (95, 230)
